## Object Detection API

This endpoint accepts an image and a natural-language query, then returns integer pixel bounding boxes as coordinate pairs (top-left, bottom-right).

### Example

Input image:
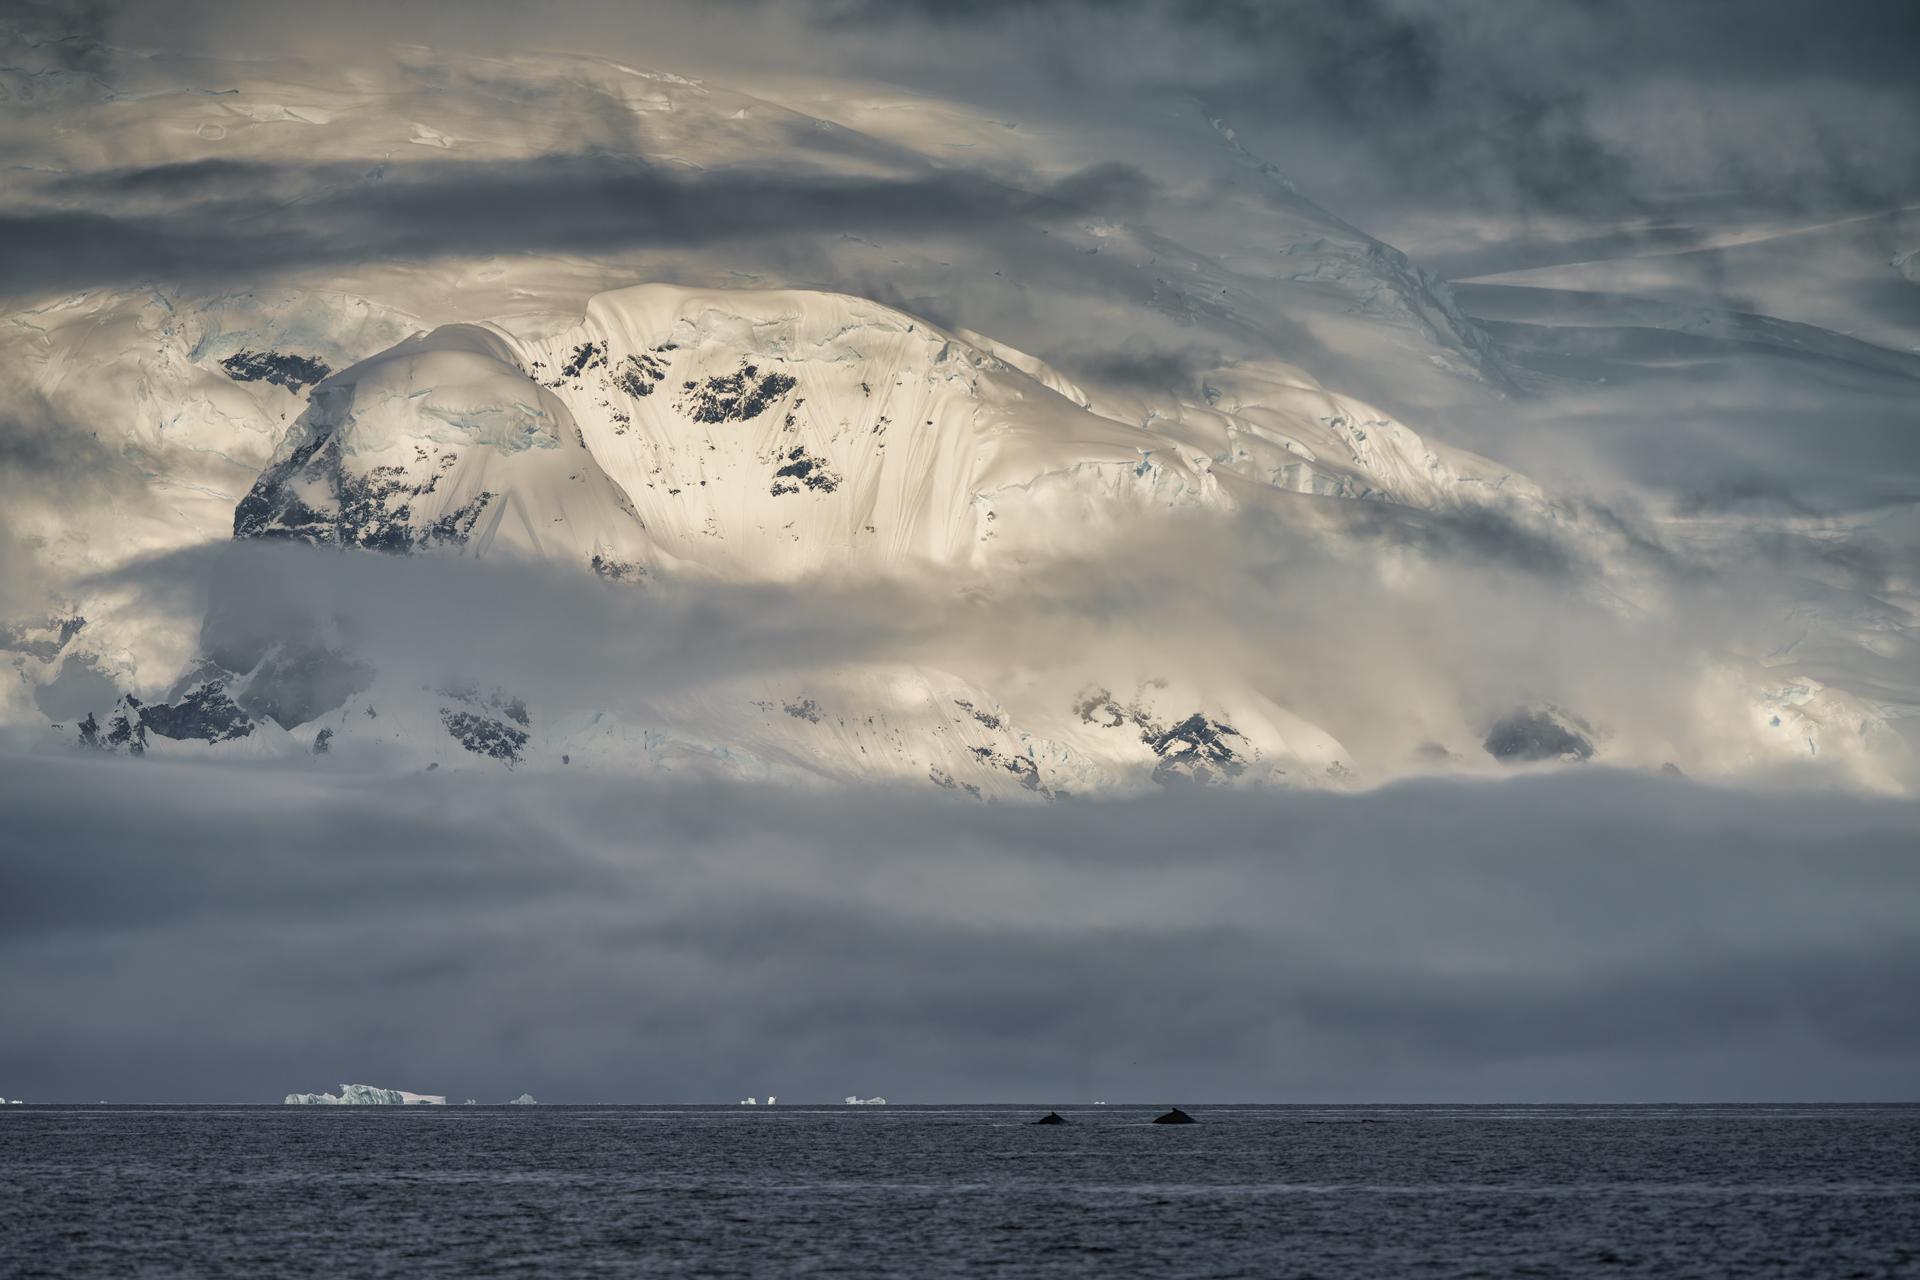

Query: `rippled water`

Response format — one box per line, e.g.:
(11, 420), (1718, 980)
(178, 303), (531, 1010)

(4, 1105), (1916, 1276)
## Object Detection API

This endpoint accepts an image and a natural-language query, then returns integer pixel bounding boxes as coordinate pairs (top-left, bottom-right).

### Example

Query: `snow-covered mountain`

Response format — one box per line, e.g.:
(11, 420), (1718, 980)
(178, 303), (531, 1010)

(3, 37), (1913, 795)
(239, 281), (1524, 576)
(51, 281), (1501, 792)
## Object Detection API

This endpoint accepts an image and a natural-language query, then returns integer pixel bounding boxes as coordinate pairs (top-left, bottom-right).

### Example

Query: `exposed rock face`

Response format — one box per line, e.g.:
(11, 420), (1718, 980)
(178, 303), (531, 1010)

(1145, 714), (1250, 786)
(678, 361), (798, 424)
(220, 349), (332, 393)
(233, 430), (498, 553)
(74, 679), (256, 754)
(1076, 688), (1256, 787)
(231, 324), (655, 569)
(439, 688), (533, 764)
(135, 681), (255, 745)
(1484, 709), (1594, 763)
(769, 445), (840, 496)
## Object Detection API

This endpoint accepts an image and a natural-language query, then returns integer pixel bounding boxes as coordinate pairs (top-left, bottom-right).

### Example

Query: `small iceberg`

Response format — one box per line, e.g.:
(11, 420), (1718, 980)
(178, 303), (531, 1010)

(844, 1095), (887, 1105)
(284, 1084), (446, 1105)
(507, 1093), (538, 1105)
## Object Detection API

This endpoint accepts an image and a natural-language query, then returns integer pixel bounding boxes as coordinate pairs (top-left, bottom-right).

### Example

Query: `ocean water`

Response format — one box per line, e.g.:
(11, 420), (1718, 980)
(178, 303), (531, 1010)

(3, 1105), (1916, 1277)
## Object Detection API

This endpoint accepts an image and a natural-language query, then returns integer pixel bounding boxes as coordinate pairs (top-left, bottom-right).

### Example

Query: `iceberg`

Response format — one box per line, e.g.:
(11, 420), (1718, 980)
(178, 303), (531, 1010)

(844, 1096), (887, 1106)
(507, 1092), (538, 1105)
(283, 1083), (447, 1105)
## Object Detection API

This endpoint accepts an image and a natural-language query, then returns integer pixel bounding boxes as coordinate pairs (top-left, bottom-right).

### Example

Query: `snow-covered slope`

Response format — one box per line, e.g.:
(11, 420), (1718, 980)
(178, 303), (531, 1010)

(494, 283), (1529, 578)
(520, 284), (1175, 573)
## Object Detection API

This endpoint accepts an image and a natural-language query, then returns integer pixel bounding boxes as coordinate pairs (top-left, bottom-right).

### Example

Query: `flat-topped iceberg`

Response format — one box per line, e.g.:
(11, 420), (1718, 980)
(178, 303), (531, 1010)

(284, 1083), (447, 1105)
(845, 1096), (887, 1106)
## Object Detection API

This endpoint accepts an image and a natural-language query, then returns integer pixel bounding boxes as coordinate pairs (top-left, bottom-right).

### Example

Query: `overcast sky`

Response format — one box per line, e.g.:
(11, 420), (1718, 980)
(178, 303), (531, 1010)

(1, 0), (1917, 1103)
(29, 0), (1920, 232)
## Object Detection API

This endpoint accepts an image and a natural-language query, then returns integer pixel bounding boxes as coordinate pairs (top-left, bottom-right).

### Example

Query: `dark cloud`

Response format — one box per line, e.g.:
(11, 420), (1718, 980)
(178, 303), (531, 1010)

(0, 0), (115, 73)
(0, 377), (128, 501)
(0, 372), (150, 616)
(2, 756), (1915, 1103)
(21, 0), (1920, 226)
(1336, 502), (1582, 579)
(1, 155), (1153, 298)
(1052, 344), (1226, 396)
(798, 0), (1920, 226)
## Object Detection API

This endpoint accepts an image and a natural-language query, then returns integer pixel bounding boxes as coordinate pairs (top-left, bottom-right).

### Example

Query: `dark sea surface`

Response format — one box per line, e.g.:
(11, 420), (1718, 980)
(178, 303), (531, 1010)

(3, 1104), (1917, 1277)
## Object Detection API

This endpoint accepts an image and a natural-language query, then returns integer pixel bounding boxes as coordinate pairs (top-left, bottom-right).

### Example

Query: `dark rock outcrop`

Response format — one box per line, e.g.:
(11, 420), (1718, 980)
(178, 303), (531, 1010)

(1145, 713), (1249, 786)
(233, 425), (494, 554)
(138, 679), (254, 744)
(220, 349), (332, 393)
(1151, 1107), (1196, 1125)
(1035, 1111), (1068, 1125)
(679, 361), (797, 424)
(73, 678), (256, 753)
(612, 351), (669, 398)
(1075, 687), (1253, 786)
(1483, 709), (1593, 763)
(769, 445), (841, 496)
(437, 689), (532, 765)
(441, 709), (529, 764)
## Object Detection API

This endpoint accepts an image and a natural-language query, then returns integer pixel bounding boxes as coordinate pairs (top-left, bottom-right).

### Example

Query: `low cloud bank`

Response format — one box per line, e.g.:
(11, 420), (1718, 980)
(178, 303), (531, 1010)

(3, 754), (1916, 1103)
